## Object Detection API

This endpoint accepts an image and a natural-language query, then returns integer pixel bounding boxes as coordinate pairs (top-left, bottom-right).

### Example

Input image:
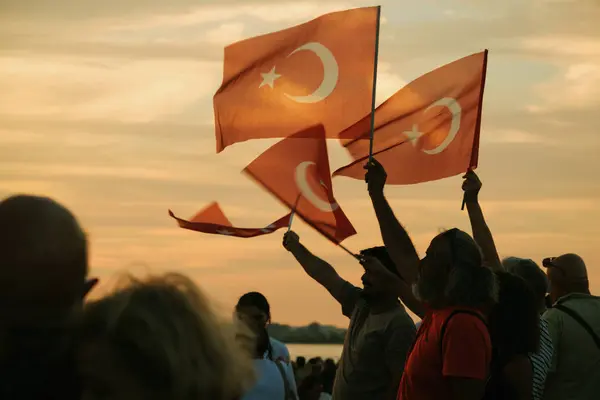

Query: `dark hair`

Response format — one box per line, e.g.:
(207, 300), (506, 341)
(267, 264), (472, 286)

(503, 257), (548, 301)
(321, 359), (337, 394)
(254, 325), (271, 359)
(236, 292), (271, 320)
(443, 228), (483, 271)
(296, 356), (306, 368)
(488, 272), (540, 357)
(360, 246), (400, 277)
(438, 229), (498, 309)
(298, 375), (322, 400)
(235, 292), (273, 360)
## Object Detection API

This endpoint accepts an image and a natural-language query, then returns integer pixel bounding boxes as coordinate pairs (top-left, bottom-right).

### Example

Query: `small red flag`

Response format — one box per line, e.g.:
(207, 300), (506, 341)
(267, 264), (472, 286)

(334, 51), (488, 184)
(214, 7), (379, 152)
(169, 202), (290, 238)
(243, 125), (356, 243)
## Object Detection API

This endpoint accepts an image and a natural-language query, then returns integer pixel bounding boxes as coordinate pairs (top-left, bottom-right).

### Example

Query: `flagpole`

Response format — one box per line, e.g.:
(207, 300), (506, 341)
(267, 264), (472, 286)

(338, 242), (361, 261)
(367, 5), (382, 162)
(287, 194), (302, 232)
(461, 49), (489, 211)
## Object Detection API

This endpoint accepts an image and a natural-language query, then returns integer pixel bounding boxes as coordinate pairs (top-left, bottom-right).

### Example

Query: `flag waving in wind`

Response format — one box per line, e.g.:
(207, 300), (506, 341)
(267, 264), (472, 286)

(334, 51), (488, 184)
(214, 6), (379, 152)
(244, 125), (356, 243)
(169, 202), (290, 238)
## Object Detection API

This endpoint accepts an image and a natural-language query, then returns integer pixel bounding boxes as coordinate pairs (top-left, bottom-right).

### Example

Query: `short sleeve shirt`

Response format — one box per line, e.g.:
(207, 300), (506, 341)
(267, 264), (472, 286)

(398, 307), (491, 400)
(332, 282), (416, 400)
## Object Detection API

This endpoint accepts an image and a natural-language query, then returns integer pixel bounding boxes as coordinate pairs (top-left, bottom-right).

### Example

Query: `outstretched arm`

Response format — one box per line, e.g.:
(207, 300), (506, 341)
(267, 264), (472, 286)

(361, 256), (425, 318)
(366, 159), (421, 284)
(462, 170), (503, 271)
(282, 231), (352, 307)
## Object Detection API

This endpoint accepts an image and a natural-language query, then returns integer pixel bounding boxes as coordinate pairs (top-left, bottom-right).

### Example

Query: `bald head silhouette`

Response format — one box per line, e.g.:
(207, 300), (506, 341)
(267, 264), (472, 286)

(0, 195), (88, 310)
(544, 253), (589, 303)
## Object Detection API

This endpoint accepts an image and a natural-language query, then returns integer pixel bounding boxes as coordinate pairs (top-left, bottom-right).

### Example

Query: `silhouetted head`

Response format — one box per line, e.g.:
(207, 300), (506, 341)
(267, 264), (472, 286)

(414, 228), (498, 309)
(78, 273), (254, 400)
(298, 375), (323, 400)
(235, 292), (271, 329)
(359, 246), (400, 299)
(543, 253), (589, 303)
(234, 292), (273, 360)
(503, 257), (548, 312)
(0, 195), (92, 398)
(488, 272), (540, 357)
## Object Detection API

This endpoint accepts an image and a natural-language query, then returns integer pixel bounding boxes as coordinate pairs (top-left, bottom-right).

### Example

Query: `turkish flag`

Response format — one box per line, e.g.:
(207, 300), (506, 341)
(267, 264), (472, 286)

(169, 202), (290, 238)
(243, 125), (356, 243)
(334, 51), (488, 184)
(214, 6), (379, 152)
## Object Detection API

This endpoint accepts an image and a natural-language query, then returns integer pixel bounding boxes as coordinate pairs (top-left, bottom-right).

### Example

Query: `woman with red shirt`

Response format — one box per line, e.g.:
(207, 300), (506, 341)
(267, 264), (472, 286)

(365, 159), (498, 400)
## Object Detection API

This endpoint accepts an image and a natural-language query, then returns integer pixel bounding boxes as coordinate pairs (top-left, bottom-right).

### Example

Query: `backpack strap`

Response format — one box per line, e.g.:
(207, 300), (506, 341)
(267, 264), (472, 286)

(553, 304), (600, 350)
(274, 360), (294, 400)
(440, 309), (488, 359)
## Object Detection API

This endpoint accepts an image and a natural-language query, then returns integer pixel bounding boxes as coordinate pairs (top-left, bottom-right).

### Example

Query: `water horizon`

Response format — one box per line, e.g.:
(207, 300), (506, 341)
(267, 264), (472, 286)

(286, 343), (343, 362)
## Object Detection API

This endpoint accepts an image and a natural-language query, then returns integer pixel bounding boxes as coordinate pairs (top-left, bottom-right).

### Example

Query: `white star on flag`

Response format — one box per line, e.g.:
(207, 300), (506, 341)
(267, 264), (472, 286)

(259, 67), (282, 89)
(403, 124), (423, 146)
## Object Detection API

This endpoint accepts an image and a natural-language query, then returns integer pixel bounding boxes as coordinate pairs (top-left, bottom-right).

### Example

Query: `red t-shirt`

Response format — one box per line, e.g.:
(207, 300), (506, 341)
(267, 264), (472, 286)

(398, 307), (491, 400)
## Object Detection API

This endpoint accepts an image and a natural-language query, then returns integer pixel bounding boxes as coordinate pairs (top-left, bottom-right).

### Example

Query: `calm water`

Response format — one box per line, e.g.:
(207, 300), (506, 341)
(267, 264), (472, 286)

(286, 343), (344, 361)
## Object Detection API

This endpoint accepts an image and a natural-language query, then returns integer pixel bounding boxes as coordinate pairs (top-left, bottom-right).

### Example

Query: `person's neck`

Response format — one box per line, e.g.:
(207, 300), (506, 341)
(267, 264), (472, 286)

(367, 297), (398, 314)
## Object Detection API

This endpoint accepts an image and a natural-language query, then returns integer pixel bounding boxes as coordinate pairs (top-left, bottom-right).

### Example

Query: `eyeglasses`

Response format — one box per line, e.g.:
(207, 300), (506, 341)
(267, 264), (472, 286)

(542, 257), (566, 274)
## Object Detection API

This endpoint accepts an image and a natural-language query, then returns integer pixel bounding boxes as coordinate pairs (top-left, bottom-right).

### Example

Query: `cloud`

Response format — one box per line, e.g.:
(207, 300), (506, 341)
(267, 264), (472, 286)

(2, 0), (600, 325)
(481, 129), (548, 145)
(0, 55), (221, 122)
(375, 62), (406, 105)
(528, 62), (600, 111)
(204, 22), (246, 45)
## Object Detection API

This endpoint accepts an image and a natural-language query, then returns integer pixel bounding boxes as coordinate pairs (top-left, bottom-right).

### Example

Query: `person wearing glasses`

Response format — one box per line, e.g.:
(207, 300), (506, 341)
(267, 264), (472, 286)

(541, 254), (600, 400)
(365, 159), (497, 400)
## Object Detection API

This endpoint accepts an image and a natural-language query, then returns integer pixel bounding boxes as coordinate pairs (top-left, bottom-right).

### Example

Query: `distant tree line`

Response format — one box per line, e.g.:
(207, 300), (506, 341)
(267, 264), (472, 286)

(267, 322), (347, 344)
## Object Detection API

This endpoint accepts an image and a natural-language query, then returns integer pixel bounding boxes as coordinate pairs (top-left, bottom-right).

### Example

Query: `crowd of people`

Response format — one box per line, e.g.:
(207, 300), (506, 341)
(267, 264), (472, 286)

(1, 158), (599, 400)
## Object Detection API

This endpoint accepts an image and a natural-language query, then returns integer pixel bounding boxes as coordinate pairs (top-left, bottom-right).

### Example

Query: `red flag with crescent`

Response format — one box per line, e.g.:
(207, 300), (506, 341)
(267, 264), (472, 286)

(214, 6), (379, 153)
(243, 125), (356, 244)
(333, 51), (488, 184)
(169, 202), (290, 238)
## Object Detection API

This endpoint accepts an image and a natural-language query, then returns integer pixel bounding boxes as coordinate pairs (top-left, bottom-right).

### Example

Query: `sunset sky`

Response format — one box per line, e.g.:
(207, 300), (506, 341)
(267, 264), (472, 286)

(1, 0), (599, 327)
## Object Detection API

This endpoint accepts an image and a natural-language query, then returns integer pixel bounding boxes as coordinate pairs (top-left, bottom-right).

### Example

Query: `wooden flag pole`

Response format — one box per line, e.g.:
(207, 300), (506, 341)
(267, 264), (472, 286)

(367, 5), (382, 162)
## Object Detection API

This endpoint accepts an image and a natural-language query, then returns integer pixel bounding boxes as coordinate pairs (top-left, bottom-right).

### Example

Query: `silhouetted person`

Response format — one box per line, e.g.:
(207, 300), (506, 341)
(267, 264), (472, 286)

(283, 231), (416, 400)
(0, 195), (96, 399)
(79, 273), (253, 400)
(484, 272), (540, 399)
(542, 254), (600, 400)
(366, 160), (497, 400)
(462, 170), (553, 400)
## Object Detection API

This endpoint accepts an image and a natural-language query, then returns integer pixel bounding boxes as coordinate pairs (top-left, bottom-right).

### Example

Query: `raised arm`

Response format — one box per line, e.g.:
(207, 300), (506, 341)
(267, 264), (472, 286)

(365, 159), (420, 284)
(462, 170), (503, 271)
(282, 231), (351, 306)
(361, 255), (425, 318)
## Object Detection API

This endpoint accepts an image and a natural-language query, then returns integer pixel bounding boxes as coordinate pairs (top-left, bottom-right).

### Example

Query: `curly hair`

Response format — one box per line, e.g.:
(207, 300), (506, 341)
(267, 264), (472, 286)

(415, 228), (498, 309)
(80, 273), (255, 400)
(488, 272), (540, 356)
(503, 257), (548, 309)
